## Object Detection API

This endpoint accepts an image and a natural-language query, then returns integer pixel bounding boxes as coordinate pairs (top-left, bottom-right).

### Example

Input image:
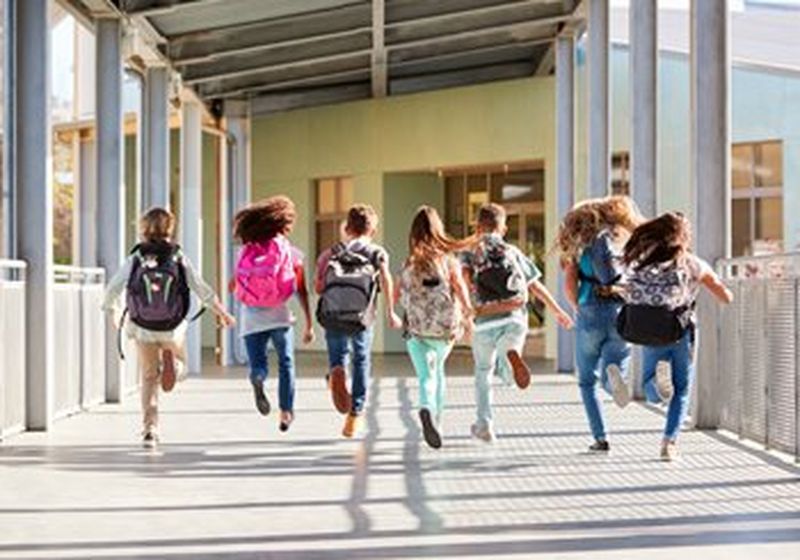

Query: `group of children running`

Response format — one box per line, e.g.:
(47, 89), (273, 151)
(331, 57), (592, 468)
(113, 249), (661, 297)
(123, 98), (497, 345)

(103, 193), (732, 462)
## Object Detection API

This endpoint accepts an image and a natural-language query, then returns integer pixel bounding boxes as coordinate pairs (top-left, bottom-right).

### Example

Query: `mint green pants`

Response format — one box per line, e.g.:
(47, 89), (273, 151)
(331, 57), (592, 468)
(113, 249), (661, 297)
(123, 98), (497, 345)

(406, 336), (454, 417)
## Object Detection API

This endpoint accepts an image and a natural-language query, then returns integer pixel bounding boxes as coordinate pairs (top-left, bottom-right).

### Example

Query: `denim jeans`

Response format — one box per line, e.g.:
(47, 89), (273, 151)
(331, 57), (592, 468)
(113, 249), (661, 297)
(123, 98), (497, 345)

(325, 328), (374, 414)
(575, 303), (631, 441)
(472, 319), (528, 429)
(244, 326), (295, 412)
(642, 329), (695, 441)
(406, 337), (453, 418)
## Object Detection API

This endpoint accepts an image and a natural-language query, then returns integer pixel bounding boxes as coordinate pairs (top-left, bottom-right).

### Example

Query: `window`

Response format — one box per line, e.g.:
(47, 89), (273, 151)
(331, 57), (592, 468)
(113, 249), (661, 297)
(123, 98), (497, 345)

(731, 140), (783, 256)
(611, 152), (630, 195)
(315, 177), (354, 258)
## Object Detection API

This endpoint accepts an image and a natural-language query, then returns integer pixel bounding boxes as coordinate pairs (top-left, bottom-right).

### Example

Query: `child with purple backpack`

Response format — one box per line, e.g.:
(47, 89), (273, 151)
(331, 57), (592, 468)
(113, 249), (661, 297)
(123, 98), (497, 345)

(232, 196), (315, 432)
(103, 207), (236, 449)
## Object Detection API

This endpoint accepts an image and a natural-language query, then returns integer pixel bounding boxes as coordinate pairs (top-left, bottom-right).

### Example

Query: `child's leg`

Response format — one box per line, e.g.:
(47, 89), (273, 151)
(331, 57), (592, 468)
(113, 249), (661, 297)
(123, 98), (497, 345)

(664, 331), (695, 441)
(324, 329), (351, 414)
(407, 337), (436, 412)
(495, 320), (529, 384)
(600, 322), (632, 389)
(243, 331), (270, 384)
(137, 342), (161, 434)
(641, 345), (672, 403)
(434, 341), (453, 419)
(575, 309), (607, 441)
(270, 326), (296, 412)
(349, 328), (374, 414)
(472, 328), (499, 429)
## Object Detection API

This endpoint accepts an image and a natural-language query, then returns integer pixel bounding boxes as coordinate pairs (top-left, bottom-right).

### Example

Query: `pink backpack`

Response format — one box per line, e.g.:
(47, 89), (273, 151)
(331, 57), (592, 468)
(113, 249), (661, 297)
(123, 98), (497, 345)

(234, 237), (296, 307)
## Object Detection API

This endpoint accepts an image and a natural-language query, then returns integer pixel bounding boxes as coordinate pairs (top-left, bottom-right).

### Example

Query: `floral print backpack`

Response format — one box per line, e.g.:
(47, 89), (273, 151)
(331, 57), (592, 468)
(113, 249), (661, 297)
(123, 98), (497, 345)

(400, 257), (463, 341)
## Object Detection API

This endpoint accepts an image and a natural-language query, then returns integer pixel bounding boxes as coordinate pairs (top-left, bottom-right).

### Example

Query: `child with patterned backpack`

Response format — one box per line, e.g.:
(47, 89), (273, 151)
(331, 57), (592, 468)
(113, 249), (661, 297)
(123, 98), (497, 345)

(396, 206), (474, 449)
(462, 203), (574, 443)
(102, 207), (236, 449)
(233, 196), (314, 432)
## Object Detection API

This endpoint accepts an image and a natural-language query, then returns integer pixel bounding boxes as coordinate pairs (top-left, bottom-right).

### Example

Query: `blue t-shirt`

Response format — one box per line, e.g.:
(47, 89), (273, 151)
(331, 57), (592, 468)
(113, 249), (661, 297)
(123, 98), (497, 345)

(577, 230), (624, 306)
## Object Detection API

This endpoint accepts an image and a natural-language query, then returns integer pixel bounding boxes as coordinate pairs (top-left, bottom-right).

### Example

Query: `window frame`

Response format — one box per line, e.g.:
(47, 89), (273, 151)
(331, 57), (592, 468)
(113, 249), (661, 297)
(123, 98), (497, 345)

(314, 176), (353, 258)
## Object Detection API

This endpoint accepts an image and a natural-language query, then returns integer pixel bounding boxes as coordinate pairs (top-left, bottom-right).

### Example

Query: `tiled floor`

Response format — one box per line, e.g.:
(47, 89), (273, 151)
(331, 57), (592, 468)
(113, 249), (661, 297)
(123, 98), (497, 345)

(1, 355), (799, 559)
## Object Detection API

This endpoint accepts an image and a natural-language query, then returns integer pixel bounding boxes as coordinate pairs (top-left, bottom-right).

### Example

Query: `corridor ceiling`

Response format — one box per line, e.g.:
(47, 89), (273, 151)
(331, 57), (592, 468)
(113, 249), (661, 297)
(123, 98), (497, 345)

(107, 0), (585, 114)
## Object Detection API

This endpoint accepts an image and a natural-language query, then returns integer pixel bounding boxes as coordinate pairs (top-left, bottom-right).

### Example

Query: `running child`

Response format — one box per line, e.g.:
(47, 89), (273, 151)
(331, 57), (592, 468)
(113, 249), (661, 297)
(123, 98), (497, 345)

(462, 203), (573, 443)
(102, 207), (235, 449)
(620, 212), (733, 461)
(232, 196), (315, 432)
(315, 204), (402, 438)
(396, 206), (474, 449)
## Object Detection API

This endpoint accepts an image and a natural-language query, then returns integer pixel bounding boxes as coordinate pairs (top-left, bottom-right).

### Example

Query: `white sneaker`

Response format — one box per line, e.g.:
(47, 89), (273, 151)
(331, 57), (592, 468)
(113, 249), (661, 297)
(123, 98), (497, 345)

(660, 441), (679, 462)
(470, 423), (496, 443)
(655, 361), (674, 403)
(606, 364), (631, 408)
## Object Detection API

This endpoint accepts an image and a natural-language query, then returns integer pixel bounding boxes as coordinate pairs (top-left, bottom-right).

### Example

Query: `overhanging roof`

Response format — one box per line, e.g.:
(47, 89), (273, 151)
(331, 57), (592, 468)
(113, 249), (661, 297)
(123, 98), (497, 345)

(108, 0), (584, 115)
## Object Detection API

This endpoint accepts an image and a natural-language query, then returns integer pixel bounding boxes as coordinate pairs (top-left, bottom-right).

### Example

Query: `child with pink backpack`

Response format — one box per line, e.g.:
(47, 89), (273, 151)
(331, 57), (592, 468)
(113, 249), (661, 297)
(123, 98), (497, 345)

(233, 196), (314, 432)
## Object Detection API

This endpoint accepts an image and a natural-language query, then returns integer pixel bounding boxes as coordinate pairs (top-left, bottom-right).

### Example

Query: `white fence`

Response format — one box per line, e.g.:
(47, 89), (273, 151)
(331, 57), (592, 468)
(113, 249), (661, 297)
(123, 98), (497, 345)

(53, 266), (107, 418)
(0, 260), (26, 437)
(717, 252), (800, 460)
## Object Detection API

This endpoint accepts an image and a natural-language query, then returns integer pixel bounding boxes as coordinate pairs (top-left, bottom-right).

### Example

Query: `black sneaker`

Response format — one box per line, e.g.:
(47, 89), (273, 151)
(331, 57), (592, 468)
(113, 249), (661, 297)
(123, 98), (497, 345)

(252, 380), (271, 416)
(142, 431), (159, 450)
(588, 440), (610, 453)
(419, 408), (442, 449)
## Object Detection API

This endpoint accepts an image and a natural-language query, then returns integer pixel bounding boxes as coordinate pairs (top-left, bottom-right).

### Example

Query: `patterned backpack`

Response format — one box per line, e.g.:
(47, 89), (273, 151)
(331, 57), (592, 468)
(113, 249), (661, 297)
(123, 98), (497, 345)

(471, 235), (527, 303)
(400, 259), (463, 340)
(234, 236), (296, 308)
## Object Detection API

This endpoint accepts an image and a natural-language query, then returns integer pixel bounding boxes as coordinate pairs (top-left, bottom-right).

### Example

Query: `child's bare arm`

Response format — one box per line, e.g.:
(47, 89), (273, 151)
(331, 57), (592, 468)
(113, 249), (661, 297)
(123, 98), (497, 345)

(562, 261), (579, 310)
(529, 279), (574, 329)
(379, 261), (403, 329)
(295, 265), (315, 344)
(209, 297), (236, 328)
(449, 261), (474, 316)
(700, 270), (734, 304)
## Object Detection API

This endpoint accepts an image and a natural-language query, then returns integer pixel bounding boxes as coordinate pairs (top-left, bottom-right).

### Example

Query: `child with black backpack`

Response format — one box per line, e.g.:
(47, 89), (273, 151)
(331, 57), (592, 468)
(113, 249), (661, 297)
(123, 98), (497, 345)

(396, 206), (474, 449)
(102, 207), (235, 449)
(315, 204), (402, 438)
(620, 212), (732, 461)
(232, 196), (314, 432)
(462, 203), (573, 443)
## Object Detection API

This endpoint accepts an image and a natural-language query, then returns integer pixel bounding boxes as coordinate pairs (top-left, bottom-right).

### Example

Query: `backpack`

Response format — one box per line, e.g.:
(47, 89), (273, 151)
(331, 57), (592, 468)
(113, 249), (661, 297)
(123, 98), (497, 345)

(316, 242), (381, 334)
(471, 236), (527, 303)
(616, 260), (695, 346)
(234, 237), (296, 308)
(125, 242), (191, 332)
(400, 260), (462, 340)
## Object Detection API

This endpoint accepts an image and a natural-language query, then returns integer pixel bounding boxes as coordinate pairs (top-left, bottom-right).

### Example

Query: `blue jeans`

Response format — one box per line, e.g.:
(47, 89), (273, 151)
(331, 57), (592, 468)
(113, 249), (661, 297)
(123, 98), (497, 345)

(575, 303), (632, 441)
(642, 329), (695, 441)
(244, 326), (295, 412)
(325, 328), (374, 414)
(472, 319), (528, 428)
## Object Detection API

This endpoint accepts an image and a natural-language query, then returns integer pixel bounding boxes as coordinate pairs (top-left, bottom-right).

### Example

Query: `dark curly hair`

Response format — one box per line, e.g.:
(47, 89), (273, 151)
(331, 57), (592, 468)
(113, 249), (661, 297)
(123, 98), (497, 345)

(234, 195), (296, 244)
(623, 212), (692, 270)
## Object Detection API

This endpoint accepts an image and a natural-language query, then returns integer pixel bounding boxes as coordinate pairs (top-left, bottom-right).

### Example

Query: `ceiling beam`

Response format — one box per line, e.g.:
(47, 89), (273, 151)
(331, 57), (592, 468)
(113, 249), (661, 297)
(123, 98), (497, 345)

(535, 41), (556, 75)
(390, 61), (536, 95)
(371, 0), (387, 98)
(210, 68), (371, 100)
(119, 0), (224, 16)
(250, 83), (371, 115)
(386, 0), (522, 24)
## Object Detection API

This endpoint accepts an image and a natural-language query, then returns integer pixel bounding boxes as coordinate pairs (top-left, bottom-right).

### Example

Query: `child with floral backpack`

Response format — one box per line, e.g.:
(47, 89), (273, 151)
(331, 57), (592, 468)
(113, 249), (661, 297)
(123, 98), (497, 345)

(233, 196), (314, 432)
(396, 206), (474, 449)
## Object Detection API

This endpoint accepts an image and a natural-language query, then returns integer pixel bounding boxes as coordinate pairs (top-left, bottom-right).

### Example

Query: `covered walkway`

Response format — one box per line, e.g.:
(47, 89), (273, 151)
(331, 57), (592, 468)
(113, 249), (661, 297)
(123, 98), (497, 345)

(2, 358), (799, 559)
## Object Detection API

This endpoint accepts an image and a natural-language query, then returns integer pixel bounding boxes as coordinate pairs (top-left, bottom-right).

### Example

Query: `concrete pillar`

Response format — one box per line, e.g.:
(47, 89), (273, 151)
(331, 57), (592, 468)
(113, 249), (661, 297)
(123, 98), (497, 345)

(691, 0), (730, 429)
(143, 67), (171, 210)
(179, 99), (203, 375)
(587, 0), (610, 199)
(555, 35), (575, 373)
(79, 138), (97, 266)
(16, 0), (54, 429)
(630, 0), (658, 218)
(96, 18), (126, 403)
(2, 0), (15, 258)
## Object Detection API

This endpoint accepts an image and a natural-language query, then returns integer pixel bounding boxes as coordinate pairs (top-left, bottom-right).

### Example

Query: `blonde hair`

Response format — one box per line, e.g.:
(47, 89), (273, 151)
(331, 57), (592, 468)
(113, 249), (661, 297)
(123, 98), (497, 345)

(139, 207), (175, 242)
(554, 195), (643, 261)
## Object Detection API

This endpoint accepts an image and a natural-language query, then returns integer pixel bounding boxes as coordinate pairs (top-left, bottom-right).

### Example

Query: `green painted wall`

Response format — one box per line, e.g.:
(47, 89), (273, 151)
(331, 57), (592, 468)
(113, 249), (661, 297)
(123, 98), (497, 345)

(201, 133), (220, 349)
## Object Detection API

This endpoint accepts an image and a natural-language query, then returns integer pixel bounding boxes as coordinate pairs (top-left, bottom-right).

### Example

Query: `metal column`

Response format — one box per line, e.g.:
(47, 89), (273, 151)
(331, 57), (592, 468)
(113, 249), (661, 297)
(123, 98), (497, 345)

(555, 34), (575, 373)
(16, 0), (54, 429)
(691, 0), (730, 429)
(630, 0), (658, 218)
(180, 99), (203, 375)
(96, 18), (126, 403)
(143, 67), (171, 210)
(587, 0), (610, 199)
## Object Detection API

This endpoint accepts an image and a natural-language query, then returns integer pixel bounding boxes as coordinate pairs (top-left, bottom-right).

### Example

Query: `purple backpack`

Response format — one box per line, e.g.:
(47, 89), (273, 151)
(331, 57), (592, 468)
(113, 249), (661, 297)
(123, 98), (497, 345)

(125, 242), (191, 332)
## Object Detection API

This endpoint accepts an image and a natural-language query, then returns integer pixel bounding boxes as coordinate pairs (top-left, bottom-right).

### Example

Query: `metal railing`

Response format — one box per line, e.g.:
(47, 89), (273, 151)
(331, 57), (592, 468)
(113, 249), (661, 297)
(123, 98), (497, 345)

(53, 265), (107, 418)
(717, 252), (800, 461)
(0, 260), (27, 438)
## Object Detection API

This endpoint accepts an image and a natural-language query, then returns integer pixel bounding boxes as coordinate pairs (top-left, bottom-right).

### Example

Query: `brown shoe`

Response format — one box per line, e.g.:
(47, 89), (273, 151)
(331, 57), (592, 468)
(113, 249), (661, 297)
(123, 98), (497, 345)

(161, 349), (177, 392)
(507, 350), (531, 390)
(328, 366), (351, 414)
(342, 413), (363, 438)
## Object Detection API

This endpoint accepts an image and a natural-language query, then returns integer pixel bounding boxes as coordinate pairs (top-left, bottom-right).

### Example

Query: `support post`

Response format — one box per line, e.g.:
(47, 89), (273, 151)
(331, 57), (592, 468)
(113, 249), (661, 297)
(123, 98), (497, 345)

(371, 0), (387, 98)
(2, 0), (15, 258)
(142, 67), (171, 210)
(555, 34), (575, 373)
(96, 18), (126, 402)
(16, 0), (54, 429)
(180, 98), (203, 375)
(691, 0), (730, 429)
(587, 0), (610, 199)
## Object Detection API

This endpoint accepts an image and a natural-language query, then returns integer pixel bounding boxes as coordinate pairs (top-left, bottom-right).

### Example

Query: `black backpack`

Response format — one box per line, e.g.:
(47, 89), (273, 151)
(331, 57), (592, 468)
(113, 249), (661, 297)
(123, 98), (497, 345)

(316, 242), (381, 334)
(472, 236), (526, 303)
(616, 303), (694, 346)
